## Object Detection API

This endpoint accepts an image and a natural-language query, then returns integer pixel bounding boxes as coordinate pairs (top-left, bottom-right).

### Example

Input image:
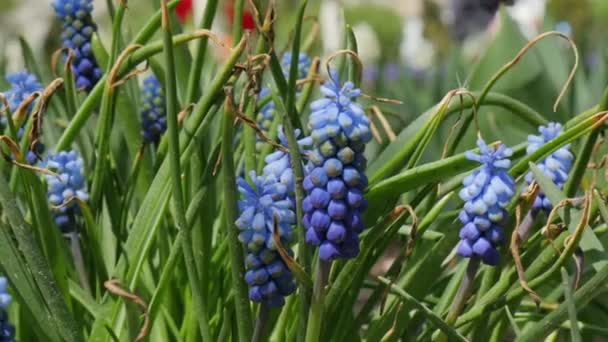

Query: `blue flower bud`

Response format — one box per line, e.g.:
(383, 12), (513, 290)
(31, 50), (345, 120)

(42, 150), (89, 233)
(457, 139), (515, 266)
(140, 76), (167, 144)
(524, 122), (573, 213)
(53, 0), (102, 91)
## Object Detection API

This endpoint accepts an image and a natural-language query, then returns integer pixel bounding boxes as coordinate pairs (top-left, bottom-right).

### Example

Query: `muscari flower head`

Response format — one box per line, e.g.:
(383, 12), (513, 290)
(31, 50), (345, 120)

(140, 76), (167, 144)
(255, 52), (311, 150)
(280, 52), (312, 79)
(235, 171), (297, 306)
(457, 139), (515, 266)
(262, 126), (312, 197)
(3, 71), (43, 114)
(52, 0), (102, 91)
(525, 122), (573, 213)
(303, 70), (371, 261)
(43, 150), (89, 233)
(1, 72), (45, 164)
(0, 277), (16, 342)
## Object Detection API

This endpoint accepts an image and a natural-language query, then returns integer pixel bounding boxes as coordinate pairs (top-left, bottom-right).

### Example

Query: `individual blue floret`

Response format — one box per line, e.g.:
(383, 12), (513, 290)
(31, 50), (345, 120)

(52, 0), (102, 91)
(43, 150), (89, 233)
(0, 277), (16, 342)
(302, 70), (371, 261)
(457, 139), (515, 266)
(140, 76), (167, 144)
(524, 122), (573, 213)
(235, 171), (297, 306)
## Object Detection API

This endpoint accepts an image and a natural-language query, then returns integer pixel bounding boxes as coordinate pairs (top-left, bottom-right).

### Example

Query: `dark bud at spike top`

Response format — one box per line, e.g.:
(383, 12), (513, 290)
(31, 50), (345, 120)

(140, 76), (167, 145)
(303, 70), (371, 261)
(457, 139), (515, 266)
(52, 0), (102, 91)
(525, 122), (573, 213)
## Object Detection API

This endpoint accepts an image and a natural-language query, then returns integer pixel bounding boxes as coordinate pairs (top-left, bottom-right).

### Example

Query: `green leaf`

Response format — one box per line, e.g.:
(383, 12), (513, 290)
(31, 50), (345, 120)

(529, 162), (605, 269)
(517, 263), (608, 342)
(561, 268), (582, 342)
(377, 276), (468, 342)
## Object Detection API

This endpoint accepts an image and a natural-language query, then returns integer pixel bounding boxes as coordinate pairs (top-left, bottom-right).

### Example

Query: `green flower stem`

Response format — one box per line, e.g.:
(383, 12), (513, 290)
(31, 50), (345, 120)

(242, 99), (257, 179)
(221, 94), (254, 342)
(160, 2), (212, 340)
(56, 25), (197, 151)
(305, 260), (331, 342)
(252, 304), (270, 342)
(517, 263), (608, 342)
(440, 258), (480, 342)
(232, 0), (245, 43)
(185, 0), (219, 104)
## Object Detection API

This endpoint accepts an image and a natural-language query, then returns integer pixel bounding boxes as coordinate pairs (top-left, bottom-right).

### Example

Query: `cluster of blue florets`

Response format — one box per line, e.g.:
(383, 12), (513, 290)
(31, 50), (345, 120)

(140, 76), (167, 144)
(255, 53), (311, 150)
(236, 171), (297, 307)
(302, 71), (371, 261)
(52, 0), (102, 91)
(280, 52), (312, 79)
(457, 139), (515, 265)
(525, 122), (573, 213)
(43, 150), (89, 233)
(1, 72), (44, 164)
(262, 127), (312, 198)
(0, 277), (16, 342)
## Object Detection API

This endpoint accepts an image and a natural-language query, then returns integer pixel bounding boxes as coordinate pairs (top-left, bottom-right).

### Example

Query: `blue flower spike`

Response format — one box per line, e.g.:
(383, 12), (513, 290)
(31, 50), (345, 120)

(2, 71), (44, 164)
(235, 171), (297, 307)
(43, 150), (89, 233)
(140, 76), (167, 145)
(3, 71), (43, 115)
(0, 277), (16, 342)
(457, 139), (515, 266)
(280, 52), (312, 80)
(302, 70), (371, 261)
(255, 53), (311, 150)
(525, 122), (573, 213)
(52, 0), (102, 91)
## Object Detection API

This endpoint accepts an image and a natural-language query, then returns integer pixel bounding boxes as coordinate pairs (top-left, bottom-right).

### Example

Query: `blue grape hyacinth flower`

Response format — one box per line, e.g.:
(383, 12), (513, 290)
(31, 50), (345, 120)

(302, 70), (371, 261)
(524, 122), (573, 213)
(140, 76), (167, 144)
(236, 171), (297, 307)
(52, 0), (102, 91)
(1, 72), (44, 164)
(0, 277), (16, 342)
(458, 139), (515, 266)
(280, 52), (312, 79)
(262, 126), (312, 197)
(3, 71), (43, 114)
(255, 53), (311, 150)
(43, 150), (89, 233)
